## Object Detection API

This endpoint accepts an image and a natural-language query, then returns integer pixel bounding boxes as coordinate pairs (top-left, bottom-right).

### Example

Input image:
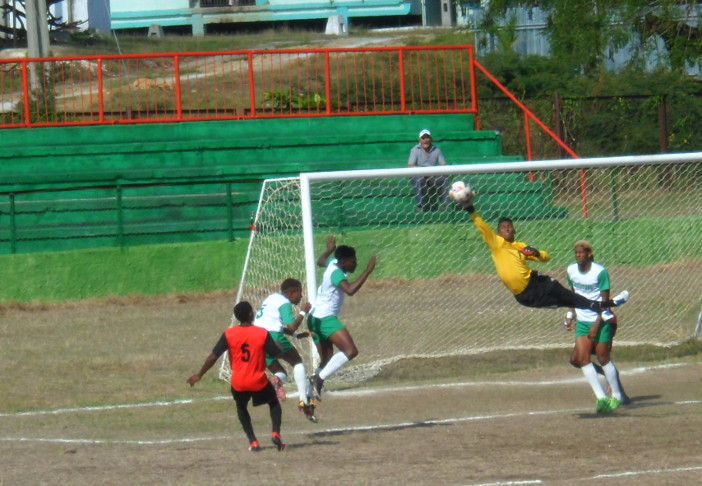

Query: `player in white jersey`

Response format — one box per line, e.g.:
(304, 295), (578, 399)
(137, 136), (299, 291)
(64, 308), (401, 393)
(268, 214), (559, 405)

(564, 240), (628, 413)
(308, 235), (376, 400)
(255, 278), (316, 422)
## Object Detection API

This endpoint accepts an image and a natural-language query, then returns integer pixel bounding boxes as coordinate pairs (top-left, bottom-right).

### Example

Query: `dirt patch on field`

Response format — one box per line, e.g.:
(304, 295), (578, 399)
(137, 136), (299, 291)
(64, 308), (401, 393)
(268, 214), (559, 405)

(1, 288), (701, 485)
(2, 360), (701, 485)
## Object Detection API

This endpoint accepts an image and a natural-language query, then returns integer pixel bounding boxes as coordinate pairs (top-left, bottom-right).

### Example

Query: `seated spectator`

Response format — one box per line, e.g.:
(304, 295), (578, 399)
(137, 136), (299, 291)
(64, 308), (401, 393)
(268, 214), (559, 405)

(408, 129), (449, 211)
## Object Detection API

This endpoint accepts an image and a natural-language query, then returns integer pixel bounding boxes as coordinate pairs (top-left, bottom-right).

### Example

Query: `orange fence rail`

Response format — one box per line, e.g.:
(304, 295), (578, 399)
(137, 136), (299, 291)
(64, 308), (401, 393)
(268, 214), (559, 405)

(0, 46), (478, 127)
(1, 45), (582, 210)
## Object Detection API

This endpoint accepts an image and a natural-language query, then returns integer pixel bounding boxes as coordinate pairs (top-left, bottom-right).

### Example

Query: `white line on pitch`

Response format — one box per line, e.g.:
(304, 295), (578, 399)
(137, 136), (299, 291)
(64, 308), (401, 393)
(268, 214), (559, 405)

(459, 464), (702, 486)
(0, 407), (587, 445)
(0, 362), (695, 419)
(332, 362), (694, 397)
(0, 396), (230, 418)
(592, 465), (702, 479)
(462, 481), (543, 486)
(0, 436), (231, 445)
(3, 398), (701, 446)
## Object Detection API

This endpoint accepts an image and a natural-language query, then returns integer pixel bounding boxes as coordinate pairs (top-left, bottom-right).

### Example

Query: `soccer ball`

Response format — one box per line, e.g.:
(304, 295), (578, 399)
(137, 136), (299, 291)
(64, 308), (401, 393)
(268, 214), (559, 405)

(449, 181), (473, 205)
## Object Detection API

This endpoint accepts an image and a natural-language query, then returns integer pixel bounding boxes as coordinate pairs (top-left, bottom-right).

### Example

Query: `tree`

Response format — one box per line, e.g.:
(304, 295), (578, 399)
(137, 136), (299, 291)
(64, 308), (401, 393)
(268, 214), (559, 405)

(478, 0), (702, 74)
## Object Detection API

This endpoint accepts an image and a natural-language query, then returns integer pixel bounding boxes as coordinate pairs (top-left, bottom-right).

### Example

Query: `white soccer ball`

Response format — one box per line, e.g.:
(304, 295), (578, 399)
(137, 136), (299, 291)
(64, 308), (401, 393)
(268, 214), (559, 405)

(449, 181), (473, 205)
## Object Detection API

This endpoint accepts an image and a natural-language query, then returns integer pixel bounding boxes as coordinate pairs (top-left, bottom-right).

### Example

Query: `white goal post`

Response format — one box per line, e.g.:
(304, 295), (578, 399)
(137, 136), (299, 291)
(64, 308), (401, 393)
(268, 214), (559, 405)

(222, 152), (702, 383)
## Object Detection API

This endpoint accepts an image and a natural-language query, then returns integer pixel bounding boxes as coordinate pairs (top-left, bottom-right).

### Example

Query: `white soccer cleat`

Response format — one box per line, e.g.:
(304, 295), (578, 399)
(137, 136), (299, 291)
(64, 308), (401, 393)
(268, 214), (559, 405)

(601, 309), (616, 322)
(612, 290), (630, 307)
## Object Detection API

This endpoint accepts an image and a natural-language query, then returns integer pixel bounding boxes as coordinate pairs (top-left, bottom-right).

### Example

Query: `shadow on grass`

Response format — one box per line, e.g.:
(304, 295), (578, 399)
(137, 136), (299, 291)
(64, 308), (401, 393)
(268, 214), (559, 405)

(576, 394), (663, 418)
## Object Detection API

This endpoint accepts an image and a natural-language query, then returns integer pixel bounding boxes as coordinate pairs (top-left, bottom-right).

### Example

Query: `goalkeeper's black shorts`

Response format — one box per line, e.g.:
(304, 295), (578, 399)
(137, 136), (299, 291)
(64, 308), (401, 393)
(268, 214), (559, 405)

(515, 272), (602, 311)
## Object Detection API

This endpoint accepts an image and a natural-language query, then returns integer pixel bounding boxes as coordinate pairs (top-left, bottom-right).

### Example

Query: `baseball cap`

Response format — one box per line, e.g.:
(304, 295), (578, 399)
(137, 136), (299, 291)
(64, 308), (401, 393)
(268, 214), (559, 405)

(419, 129), (431, 138)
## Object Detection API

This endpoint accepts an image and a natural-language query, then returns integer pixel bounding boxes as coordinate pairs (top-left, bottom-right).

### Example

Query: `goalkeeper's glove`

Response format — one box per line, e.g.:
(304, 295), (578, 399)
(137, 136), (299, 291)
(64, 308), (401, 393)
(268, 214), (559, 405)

(519, 246), (540, 257)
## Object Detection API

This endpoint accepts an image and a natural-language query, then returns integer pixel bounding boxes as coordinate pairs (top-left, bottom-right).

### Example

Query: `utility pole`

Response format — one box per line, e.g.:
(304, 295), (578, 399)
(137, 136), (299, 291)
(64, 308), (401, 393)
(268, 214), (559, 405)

(25, 0), (50, 91)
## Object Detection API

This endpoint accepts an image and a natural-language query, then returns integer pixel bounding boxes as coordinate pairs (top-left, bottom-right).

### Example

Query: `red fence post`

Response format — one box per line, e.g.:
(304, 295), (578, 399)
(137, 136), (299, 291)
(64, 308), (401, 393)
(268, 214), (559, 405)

(97, 58), (105, 123)
(174, 55), (183, 121)
(247, 52), (256, 117)
(21, 60), (30, 127)
(324, 51), (332, 115)
(398, 48), (406, 113)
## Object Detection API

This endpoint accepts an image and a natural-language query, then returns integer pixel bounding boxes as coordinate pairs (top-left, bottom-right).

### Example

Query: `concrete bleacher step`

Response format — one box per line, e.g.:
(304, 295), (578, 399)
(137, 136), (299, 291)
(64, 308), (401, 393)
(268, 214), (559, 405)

(0, 113), (568, 254)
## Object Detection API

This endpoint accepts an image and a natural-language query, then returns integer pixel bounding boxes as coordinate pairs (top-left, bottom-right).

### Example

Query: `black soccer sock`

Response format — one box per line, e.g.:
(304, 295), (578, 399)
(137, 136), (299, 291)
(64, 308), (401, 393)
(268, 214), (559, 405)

(236, 403), (256, 443)
(269, 401), (282, 434)
(593, 363), (604, 376)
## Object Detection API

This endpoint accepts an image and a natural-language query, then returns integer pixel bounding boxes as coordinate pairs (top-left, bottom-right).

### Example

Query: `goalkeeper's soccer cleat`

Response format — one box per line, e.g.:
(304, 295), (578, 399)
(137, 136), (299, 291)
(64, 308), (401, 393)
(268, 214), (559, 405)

(271, 432), (286, 452)
(271, 375), (287, 402)
(612, 290), (630, 307)
(248, 440), (261, 452)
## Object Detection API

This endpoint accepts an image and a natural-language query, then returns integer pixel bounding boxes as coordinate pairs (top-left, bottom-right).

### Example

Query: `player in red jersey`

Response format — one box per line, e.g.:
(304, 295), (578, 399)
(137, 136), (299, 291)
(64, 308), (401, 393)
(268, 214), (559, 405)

(187, 301), (286, 452)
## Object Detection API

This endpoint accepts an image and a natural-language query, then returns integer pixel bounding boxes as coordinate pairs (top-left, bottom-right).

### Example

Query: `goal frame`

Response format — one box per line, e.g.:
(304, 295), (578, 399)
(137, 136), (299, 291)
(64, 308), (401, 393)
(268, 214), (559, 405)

(222, 152), (702, 382)
(300, 152), (702, 311)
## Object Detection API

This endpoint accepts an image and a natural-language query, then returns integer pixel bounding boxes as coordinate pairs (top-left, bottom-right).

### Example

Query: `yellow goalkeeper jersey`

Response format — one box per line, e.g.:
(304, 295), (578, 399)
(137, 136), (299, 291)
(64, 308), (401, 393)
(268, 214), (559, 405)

(471, 212), (551, 295)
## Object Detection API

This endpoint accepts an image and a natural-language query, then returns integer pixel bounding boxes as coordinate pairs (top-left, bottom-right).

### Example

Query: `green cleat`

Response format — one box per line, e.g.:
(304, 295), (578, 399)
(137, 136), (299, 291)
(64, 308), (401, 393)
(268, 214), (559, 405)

(606, 397), (622, 412)
(595, 397), (610, 413)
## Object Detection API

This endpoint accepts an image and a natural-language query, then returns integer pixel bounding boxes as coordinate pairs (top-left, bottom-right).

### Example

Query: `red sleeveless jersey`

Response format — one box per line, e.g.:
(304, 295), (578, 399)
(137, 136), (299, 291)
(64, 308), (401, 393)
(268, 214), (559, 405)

(224, 325), (270, 392)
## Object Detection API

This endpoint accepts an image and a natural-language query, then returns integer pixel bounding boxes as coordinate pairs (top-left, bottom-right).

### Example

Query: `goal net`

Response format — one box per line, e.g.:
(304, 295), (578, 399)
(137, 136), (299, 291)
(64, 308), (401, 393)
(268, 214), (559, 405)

(221, 153), (702, 384)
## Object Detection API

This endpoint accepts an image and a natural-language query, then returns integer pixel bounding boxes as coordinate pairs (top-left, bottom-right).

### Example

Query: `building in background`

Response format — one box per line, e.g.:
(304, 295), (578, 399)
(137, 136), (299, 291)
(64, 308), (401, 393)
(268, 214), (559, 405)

(108, 0), (459, 35)
(0, 0), (111, 38)
(53, 0), (111, 33)
(456, 3), (701, 74)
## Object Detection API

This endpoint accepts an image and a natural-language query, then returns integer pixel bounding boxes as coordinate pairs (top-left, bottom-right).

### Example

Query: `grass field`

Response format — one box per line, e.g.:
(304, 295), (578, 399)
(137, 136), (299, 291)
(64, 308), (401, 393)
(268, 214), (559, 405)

(56, 27), (471, 57)
(1, 292), (701, 485)
(3, 26), (700, 484)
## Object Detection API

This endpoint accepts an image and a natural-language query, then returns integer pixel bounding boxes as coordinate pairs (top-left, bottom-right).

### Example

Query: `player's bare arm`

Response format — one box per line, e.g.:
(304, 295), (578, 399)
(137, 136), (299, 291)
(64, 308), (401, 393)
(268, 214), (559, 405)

(587, 315), (603, 340)
(187, 352), (218, 387)
(339, 256), (376, 296)
(564, 307), (575, 331)
(317, 235), (337, 267)
(283, 301), (312, 335)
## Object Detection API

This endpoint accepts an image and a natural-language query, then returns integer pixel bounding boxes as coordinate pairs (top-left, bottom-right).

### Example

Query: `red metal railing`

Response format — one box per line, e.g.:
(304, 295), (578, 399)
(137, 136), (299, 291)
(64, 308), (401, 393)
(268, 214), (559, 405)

(0, 45), (578, 155)
(472, 60), (587, 216)
(0, 46), (478, 127)
(1, 45), (583, 209)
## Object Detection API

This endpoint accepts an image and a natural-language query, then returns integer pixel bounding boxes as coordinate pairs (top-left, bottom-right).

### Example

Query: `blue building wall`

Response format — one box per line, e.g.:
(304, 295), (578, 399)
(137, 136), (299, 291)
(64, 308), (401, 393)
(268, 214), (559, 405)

(110, 0), (416, 35)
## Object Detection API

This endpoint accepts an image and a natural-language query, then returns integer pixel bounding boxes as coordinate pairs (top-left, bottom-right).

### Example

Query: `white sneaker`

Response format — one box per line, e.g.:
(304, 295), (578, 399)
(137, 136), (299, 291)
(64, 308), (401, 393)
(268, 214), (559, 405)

(612, 290), (630, 307)
(601, 309), (616, 322)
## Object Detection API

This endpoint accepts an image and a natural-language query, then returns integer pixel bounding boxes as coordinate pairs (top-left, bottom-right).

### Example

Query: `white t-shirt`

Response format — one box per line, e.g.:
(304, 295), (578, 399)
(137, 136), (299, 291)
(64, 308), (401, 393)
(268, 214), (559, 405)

(566, 261), (611, 323)
(311, 258), (347, 319)
(254, 292), (295, 333)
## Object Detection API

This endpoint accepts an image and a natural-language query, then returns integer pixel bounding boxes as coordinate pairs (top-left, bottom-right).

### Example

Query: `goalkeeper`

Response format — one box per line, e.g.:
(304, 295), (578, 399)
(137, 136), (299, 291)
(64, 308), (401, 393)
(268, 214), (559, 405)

(460, 196), (629, 314)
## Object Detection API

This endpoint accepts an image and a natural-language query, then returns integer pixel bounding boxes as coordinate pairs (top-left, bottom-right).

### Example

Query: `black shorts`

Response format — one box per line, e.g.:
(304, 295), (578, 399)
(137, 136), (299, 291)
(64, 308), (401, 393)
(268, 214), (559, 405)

(515, 272), (598, 311)
(231, 382), (278, 408)
(514, 272), (561, 308)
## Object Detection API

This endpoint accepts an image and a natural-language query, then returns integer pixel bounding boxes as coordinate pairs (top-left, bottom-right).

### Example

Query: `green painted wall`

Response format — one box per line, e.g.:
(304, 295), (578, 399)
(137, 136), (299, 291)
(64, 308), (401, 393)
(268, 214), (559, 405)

(0, 113), (530, 303)
(1, 114), (498, 189)
(0, 113), (520, 255)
